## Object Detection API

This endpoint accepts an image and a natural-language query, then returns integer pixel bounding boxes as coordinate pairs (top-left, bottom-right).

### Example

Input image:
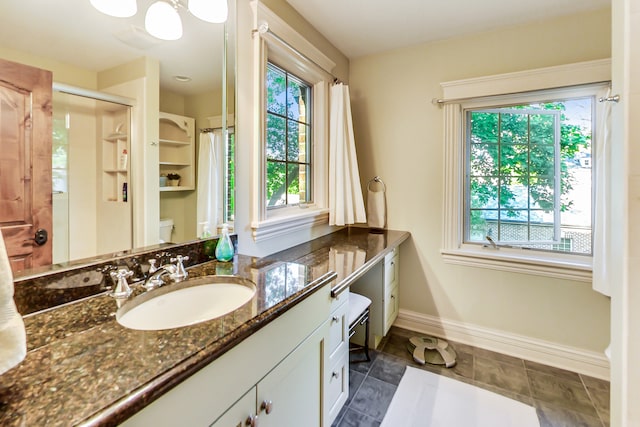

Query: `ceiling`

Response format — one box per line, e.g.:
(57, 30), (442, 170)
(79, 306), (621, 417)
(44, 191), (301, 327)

(0, 0), (231, 96)
(285, 0), (611, 59)
(0, 0), (609, 96)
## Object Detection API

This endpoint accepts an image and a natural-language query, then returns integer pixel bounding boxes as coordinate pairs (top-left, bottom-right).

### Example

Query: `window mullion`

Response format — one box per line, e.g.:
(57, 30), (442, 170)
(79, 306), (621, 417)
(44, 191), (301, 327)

(553, 111), (562, 243)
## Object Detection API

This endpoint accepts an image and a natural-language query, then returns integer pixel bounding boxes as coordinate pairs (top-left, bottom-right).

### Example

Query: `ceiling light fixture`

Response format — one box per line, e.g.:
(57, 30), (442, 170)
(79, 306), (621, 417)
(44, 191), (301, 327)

(90, 0), (137, 18)
(89, 0), (228, 41)
(173, 75), (192, 82)
(188, 0), (228, 24)
(145, 1), (183, 40)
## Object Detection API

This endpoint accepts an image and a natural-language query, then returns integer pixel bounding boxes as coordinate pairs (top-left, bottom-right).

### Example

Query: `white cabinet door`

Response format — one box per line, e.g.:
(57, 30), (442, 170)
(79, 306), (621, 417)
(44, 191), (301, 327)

(257, 325), (326, 427)
(210, 388), (257, 427)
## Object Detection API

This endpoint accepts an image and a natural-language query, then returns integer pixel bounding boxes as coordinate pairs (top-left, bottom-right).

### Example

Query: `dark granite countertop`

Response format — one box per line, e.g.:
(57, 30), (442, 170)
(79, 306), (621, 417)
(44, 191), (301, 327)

(0, 228), (409, 426)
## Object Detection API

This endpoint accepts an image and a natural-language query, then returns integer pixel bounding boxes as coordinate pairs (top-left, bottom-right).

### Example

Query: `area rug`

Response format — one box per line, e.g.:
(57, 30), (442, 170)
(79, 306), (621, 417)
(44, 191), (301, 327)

(381, 366), (540, 427)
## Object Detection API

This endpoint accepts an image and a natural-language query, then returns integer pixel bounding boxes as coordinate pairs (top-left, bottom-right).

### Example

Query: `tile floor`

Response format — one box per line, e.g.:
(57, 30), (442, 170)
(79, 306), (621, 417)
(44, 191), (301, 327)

(332, 327), (610, 427)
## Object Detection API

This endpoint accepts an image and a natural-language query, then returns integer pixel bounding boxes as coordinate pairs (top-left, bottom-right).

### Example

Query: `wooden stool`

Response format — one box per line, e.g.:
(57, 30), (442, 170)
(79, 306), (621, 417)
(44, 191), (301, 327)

(348, 292), (372, 362)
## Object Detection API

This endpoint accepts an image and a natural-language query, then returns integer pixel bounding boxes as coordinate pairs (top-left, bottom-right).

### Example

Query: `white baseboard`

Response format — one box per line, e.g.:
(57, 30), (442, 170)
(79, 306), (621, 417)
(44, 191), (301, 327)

(394, 309), (610, 380)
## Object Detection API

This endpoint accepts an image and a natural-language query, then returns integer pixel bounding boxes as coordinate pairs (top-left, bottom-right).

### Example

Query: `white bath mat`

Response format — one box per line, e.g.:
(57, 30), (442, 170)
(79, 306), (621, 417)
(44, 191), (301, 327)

(381, 366), (540, 427)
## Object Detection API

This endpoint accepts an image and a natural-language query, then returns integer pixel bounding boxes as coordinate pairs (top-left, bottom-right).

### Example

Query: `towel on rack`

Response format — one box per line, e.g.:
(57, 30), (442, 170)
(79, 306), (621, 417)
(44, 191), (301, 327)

(367, 177), (386, 230)
(0, 231), (26, 375)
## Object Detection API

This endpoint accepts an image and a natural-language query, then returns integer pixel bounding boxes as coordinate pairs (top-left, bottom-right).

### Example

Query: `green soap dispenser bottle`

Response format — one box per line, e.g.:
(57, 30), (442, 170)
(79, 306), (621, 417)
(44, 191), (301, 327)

(215, 224), (234, 262)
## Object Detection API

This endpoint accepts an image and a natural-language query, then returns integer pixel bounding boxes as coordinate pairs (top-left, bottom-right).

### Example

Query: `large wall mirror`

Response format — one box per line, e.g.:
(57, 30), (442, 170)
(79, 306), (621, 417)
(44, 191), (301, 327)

(0, 0), (236, 274)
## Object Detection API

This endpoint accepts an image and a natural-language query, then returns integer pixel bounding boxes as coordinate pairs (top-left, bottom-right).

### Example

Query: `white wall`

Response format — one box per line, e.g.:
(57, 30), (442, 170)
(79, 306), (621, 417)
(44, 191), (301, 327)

(349, 8), (612, 364)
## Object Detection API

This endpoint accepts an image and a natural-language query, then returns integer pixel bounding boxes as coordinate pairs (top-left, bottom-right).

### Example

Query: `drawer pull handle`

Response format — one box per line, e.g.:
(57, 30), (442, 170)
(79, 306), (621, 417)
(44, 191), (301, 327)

(332, 371), (339, 379)
(260, 400), (273, 415)
(245, 415), (259, 426)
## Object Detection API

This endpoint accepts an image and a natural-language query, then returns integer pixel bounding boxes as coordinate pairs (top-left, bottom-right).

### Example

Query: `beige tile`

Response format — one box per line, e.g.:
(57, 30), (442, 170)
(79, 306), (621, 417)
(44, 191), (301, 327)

(474, 356), (530, 395)
(528, 370), (598, 417)
(525, 359), (581, 382)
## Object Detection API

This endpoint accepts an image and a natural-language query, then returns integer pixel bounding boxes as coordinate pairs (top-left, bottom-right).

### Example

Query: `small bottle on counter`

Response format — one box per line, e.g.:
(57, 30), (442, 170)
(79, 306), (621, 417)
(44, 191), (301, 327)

(215, 223), (234, 262)
(122, 182), (128, 202)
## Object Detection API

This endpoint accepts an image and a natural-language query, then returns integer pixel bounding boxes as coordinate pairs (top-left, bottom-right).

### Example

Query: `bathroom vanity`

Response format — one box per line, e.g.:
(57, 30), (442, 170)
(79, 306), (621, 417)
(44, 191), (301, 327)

(0, 228), (409, 426)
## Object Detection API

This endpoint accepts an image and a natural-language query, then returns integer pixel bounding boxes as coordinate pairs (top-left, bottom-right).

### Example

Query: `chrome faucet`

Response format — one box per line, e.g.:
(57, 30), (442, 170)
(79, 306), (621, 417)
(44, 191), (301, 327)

(143, 264), (177, 290)
(141, 254), (189, 290)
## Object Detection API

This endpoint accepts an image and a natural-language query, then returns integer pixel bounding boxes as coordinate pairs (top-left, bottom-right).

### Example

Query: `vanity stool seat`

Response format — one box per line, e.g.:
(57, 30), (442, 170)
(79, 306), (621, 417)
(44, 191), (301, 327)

(348, 292), (372, 362)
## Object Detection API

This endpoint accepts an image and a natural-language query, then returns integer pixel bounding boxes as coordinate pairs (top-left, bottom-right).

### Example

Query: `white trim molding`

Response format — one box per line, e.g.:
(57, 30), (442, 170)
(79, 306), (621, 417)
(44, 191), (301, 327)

(440, 59), (611, 101)
(394, 309), (610, 380)
(252, 208), (329, 242)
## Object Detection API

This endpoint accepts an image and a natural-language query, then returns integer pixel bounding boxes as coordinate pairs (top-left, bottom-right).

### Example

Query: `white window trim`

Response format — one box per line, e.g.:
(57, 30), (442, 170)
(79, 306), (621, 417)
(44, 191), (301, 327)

(250, 3), (336, 242)
(441, 59), (611, 282)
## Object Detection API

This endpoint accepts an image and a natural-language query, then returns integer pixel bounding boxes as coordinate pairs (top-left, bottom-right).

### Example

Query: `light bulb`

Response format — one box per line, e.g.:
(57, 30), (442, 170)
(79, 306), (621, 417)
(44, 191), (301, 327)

(90, 0), (137, 17)
(188, 0), (228, 23)
(145, 1), (183, 41)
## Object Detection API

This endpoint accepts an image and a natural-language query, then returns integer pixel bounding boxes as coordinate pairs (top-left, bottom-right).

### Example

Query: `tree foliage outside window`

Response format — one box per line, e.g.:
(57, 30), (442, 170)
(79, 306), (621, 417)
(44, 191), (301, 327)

(266, 63), (312, 208)
(465, 98), (592, 254)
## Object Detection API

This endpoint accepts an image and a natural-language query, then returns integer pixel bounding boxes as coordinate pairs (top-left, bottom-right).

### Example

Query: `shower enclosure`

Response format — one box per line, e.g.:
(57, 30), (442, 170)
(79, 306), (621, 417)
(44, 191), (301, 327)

(52, 89), (133, 263)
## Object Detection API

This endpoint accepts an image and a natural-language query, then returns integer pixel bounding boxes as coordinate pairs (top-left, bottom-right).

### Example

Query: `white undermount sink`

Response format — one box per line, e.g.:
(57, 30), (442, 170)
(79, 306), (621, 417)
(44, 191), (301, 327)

(116, 275), (256, 331)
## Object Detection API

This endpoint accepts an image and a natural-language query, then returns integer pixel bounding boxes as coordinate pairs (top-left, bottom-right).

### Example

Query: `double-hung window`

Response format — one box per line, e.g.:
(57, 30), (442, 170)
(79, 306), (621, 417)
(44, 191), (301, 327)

(440, 59), (611, 281)
(266, 63), (312, 208)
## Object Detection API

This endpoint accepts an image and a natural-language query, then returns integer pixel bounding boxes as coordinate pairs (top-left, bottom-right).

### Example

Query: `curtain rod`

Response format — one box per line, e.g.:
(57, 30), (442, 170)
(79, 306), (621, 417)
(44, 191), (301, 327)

(252, 23), (342, 84)
(432, 81), (611, 106)
(201, 126), (235, 133)
(53, 82), (136, 107)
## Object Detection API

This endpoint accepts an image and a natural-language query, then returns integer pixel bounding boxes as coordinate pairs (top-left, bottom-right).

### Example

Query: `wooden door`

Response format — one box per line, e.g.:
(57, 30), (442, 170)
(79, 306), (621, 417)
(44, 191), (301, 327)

(0, 58), (52, 273)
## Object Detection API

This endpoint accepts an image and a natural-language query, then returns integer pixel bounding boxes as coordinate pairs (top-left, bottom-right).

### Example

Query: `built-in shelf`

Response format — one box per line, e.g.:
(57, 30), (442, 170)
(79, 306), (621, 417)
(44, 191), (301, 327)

(101, 113), (129, 204)
(160, 186), (192, 192)
(159, 112), (195, 192)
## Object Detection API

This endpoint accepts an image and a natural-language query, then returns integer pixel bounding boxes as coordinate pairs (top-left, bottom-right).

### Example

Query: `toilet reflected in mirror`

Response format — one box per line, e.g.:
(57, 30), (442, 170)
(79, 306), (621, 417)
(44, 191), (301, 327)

(159, 218), (174, 244)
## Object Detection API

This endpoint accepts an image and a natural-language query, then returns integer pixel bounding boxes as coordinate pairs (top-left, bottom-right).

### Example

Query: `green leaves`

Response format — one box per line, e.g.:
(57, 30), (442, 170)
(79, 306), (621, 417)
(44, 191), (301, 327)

(467, 100), (591, 243)
(265, 63), (312, 207)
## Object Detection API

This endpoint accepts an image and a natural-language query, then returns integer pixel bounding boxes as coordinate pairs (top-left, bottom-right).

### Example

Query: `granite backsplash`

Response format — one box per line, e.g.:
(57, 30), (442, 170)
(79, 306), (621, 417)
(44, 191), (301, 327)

(13, 236), (237, 316)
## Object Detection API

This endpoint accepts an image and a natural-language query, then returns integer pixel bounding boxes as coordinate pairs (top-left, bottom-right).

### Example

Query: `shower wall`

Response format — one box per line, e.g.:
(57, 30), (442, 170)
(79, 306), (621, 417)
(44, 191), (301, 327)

(52, 92), (132, 263)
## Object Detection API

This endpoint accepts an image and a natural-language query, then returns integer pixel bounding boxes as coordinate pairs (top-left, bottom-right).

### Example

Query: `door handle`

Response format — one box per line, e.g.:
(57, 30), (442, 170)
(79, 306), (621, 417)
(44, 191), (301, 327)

(24, 228), (48, 246)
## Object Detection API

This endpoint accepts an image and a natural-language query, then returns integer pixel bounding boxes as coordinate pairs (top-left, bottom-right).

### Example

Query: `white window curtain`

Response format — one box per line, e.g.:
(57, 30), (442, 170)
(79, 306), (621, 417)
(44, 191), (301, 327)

(196, 130), (223, 236)
(592, 87), (613, 297)
(328, 83), (366, 226)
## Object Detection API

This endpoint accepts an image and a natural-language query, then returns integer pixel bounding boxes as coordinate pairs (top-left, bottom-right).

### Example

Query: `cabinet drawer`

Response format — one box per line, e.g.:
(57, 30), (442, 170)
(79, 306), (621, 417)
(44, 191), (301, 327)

(384, 284), (399, 334)
(326, 353), (349, 424)
(384, 250), (399, 285)
(328, 301), (348, 359)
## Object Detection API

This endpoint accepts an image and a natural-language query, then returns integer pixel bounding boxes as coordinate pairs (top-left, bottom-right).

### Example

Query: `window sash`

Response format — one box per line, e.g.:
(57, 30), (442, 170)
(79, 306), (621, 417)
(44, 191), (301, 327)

(265, 63), (313, 208)
(464, 108), (562, 246)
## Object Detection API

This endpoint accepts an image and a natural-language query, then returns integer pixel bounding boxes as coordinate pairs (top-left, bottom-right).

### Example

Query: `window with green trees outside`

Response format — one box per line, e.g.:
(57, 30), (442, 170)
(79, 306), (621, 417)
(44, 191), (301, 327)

(265, 62), (312, 208)
(465, 97), (593, 255)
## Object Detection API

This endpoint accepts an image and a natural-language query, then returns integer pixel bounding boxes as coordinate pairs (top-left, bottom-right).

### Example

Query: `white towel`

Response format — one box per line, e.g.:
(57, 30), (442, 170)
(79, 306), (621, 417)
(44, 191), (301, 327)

(0, 231), (26, 375)
(367, 182), (386, 230)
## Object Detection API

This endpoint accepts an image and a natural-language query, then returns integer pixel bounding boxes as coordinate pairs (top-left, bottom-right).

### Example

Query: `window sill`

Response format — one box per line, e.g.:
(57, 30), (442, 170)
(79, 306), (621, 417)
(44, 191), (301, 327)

(252, 207), (329, 242)
(440, 247), (592, 282)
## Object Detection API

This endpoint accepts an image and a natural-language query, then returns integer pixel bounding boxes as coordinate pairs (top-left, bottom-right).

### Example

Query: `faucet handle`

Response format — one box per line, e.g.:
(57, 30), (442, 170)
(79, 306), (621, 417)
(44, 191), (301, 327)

(109, 269), (134, 299)
(169, 255), (189, 282)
